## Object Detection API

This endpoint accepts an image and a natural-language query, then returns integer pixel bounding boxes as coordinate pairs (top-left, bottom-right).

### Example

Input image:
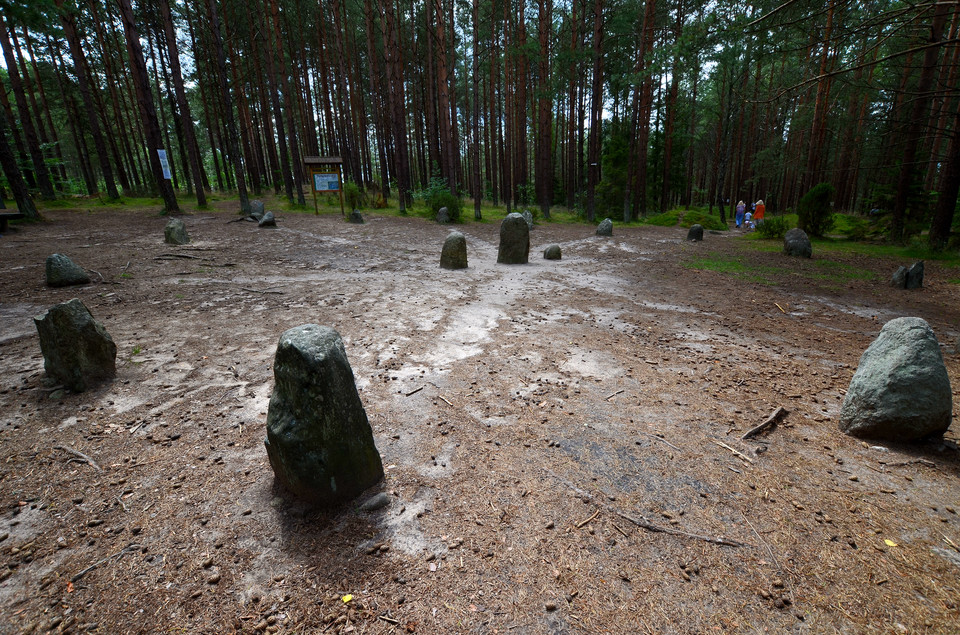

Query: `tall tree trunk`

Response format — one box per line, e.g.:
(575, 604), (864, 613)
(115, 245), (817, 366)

(585, 0), (604, 222)
(433, 0), (456, 193)
(536, 0), (553, 218)
(379, 0), (411, 211)
(0, 108), (38, 218)
(473, 0), (482, 219)
(159, 0), (207, 206)
(0, 17), (55, 199)
(631, 0), (657, 218)
(22, 31), (69, 185)
(205, 0), (249, 213)
(116, 0), (179, 212)
(892, 3), (949, 240)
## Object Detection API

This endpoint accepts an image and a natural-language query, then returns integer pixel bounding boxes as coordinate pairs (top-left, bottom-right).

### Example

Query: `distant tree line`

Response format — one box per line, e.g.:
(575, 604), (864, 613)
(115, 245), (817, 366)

(0, 0), (957, 245)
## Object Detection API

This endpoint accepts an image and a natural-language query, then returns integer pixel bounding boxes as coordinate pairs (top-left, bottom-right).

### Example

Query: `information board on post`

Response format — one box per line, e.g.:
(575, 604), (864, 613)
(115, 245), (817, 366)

(303, 157), (344, 215)
(157, 149), (172, 180)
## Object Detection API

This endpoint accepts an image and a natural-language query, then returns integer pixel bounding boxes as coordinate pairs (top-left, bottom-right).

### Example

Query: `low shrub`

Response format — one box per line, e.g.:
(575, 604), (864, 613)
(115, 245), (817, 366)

(681, 210), (727, 231)
(755, 216), (790, 239)
(797, 183), (835, 237)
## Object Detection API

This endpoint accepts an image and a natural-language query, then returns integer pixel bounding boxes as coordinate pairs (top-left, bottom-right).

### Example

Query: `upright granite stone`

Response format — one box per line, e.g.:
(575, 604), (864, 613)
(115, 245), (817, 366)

(891, 266), (908, 289)
(258, 211), (277, 227)
(34, 299), (117, 392)
(521, 210), (534, 230)
(543, 244), (562, 260)
(596, 218), (613, 236)
(686, 224), (704, 241)
(249, 200), (266, 220)
(436, 207), (451, 224)
(440, 232), (468, 269)
(45, 254), (90, 288)
(264, 325), (384, 505)
(348, 210), (365, 224)
(906, 261), (924, 289)
(164, 218), (190, 245)
(497, 212), (530, 264)
(783, 228), (812, 258)
(839, 317), (952, 441)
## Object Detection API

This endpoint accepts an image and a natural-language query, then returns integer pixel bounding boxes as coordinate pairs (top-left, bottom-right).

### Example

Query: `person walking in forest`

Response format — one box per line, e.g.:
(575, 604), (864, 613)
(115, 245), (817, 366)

(735, 200), (746, 228)
(754, 199), (766, 225)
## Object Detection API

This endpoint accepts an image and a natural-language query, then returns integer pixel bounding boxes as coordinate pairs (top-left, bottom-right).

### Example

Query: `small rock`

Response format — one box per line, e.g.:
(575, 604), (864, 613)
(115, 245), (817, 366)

(521, 210), (534, 229)
(207, 573), (221, 584)
(497, 213), (530, 264)
(249, 200), (266, 220)
(164, 218), (190, 245)
(545, 602), (558, 612)
(543, 244), (561, 260)
(45, 254), (90, 287)
(906, 261), (924, 289)
(348, 210), (364, 224)
(686, 224), (704, 241)
(360, 492), (391, 512)
(436, 207), (451, 224)
(258, 211), (277, 227)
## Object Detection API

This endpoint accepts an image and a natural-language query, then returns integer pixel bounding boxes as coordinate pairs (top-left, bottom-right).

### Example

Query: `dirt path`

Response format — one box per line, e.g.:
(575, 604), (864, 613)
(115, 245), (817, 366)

(1, 207), (958, 634)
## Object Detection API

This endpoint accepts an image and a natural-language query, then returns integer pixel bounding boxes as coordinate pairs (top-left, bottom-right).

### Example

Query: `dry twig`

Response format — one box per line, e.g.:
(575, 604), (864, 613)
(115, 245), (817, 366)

(405, 386), (424, 397)
(742, 406), (789, 440)
(71, 544), (140, 582)
(545, 469), (747, 548)
(54, 446), (103, 472)
(576, 509), (600, 528)
(712, 440), (755, 464)
(638, 432), (680, 451)
(605, 389), (625, 401)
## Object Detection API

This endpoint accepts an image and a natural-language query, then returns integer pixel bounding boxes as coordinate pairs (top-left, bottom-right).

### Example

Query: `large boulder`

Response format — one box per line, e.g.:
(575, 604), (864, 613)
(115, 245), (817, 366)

(264, 325), (384, 505)
(839, 317), (952, 441)
(497, 212), (530, 264)
(543, 244), (562, 260)
(686, 224), (704, 242)
(783, 228), (812, 258)
(440, 231), (467, 270)
(596, 218), (613, 236)
(34, 299), (117, 392)
(249, 200), (266, 220)
(164, 218), (190, 245)
(45, 254), (90, 288)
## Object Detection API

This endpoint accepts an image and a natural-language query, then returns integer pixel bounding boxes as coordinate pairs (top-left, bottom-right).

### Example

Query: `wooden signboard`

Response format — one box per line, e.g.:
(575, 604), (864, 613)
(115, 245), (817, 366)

(303, 156), (344, 215)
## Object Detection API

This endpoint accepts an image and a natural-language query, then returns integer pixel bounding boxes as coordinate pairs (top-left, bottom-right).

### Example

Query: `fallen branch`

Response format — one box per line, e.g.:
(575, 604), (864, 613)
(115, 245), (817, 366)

(712, 440), (755, 464)
(605, 389), (625, 401)
(742, 406), (790, 440)
(54, 446), (103, 472)
(775, 303), (786, 314)
(155, 253), (204, 260)
(545, 469), (748, 548)
(71, 543), (140, 582)
(437, 394), (453, 406)
(405, 386), (424, 397)
(240, 287), (284, 295)
(576, 508), (600, 528)
(378, 615), (400, 625)
(638, 432), (680, 451)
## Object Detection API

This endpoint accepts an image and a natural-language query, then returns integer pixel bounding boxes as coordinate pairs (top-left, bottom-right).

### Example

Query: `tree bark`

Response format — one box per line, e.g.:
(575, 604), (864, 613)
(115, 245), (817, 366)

(0, 108), (38, 218)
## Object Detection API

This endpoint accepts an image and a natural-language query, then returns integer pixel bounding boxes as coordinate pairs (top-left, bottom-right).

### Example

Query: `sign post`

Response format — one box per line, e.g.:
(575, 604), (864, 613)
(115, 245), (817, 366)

(303, 156), (344, 216)
(157, 149), (172, 180)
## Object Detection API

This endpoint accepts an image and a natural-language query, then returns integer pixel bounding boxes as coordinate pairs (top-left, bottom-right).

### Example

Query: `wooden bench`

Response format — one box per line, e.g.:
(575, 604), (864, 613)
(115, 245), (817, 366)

(0, 212), (25, 233)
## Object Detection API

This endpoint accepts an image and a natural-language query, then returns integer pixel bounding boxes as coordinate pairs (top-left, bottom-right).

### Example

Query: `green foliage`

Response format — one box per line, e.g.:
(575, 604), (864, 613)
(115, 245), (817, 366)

(681, 210), (727, 231)
(797, 183), (836, 237)
(755, 216), (791, 239)
(414, 177), (462, 222)
(343, 180), (366, 210)
(642, 211), (680, 226)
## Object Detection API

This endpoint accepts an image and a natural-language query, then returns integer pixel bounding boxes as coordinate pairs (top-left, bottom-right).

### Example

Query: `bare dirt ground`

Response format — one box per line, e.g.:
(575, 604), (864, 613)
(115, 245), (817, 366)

(1, 202), (958, 634)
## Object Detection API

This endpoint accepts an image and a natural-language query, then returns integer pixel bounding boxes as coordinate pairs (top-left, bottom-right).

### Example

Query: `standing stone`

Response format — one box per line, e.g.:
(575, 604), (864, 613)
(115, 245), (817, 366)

(440, 232), (468, 269)
(34, 299), (117, 392)
(249, 200), (266, 220)
(45, 254), (90, 287)
(497, 212), (530, 264)
(521, 210), (534, 230)
(258, 211), (277, 227)
(543, 244), (562, 260)
(436, 207), (451, 224)
(596, 218), (613, 236)
(906, 261), (924, 289)
(891, 266), (908, 289)
(783, 228), (812, 258)
(348, 210), (365, 224)
(164, 218), (190, 245)
(264, 325), (384, 505)
(839, 317), (952, 441)
(686, 224), (704, 241)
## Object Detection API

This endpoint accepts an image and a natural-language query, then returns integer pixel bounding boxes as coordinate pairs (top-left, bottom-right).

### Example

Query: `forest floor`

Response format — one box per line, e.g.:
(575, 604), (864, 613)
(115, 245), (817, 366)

(0, 201), (959, 634)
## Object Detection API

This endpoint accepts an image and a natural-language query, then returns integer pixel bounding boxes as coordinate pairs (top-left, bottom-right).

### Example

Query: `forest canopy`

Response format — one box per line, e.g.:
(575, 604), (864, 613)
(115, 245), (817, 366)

(0, 0), (958, 244)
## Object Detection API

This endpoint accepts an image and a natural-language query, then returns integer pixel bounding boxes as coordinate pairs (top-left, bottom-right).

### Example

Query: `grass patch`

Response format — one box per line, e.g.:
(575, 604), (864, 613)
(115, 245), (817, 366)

(811, 259), (878, 282)
(642, 211), (680, 227)
(680, 210), (728, 231)
(683, 252), (783, 284)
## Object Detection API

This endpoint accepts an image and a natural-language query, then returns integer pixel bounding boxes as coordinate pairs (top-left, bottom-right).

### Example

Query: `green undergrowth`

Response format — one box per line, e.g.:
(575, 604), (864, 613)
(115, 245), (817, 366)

(683, 252), (784, 285)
